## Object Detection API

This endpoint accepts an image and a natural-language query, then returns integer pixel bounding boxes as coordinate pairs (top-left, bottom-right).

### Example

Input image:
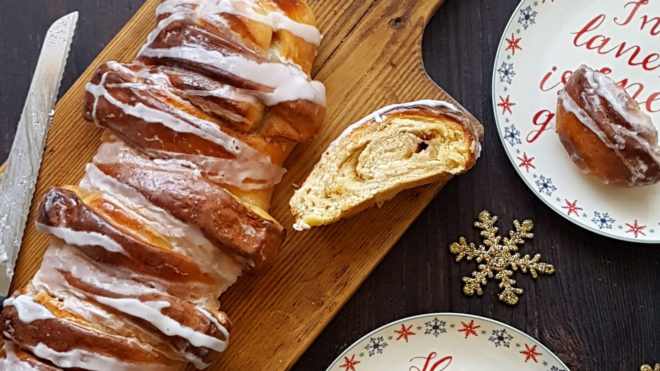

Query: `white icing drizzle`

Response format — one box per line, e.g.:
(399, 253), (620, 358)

(326, 100), (463, 151)
(136, 0), (326, 106)
(0, 342), (40, 371)
(178, 84), (259, 126)
(85, 64), (286, 190)
(559, 67), (660, 185)
(31, 275), (131, 337)
(584, 67), (657, 139)
(192, 101), (251, 125)
(29, 244), (204, 367)
(292, 220), (311, 232)
(179, 84), (258, 105)
(199, 308), (230, 344)
(1, 0), (330, 367)
(140, 45), (326, 106)
(94, 297), (227, 352)
(88, 66), (235, 149)
(41, 291), (135, 341)
(146, 148), (283, 189)
(36, 243), (163, 298)
(29, 243), (228, 368)
(81, 160), (244, 290)
(94, 142), (265, 267)
(184, 352), (211, 369)
(35, 223), (127, 255)
(32, 343), (165, 371)
(93, 141), (201, 177)
(156, 0), (322, 45)
(3, 296), (55, 324)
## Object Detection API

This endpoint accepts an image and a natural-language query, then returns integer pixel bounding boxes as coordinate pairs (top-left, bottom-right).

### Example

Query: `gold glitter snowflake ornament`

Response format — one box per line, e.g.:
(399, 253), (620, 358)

(641, 364), (660, 371)
(449, 211), (555, 305)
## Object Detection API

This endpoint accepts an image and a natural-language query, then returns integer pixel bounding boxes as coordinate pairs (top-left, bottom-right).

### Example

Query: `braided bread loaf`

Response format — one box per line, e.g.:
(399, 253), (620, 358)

(1, 0), (325, 369)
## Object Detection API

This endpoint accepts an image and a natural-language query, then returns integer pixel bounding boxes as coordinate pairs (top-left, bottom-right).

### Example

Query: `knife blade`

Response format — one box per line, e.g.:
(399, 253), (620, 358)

(0, 12), (78, 298)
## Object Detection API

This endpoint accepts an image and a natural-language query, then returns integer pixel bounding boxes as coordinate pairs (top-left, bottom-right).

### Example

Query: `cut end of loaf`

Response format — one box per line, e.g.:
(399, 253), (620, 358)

(289, 101), (482, 229)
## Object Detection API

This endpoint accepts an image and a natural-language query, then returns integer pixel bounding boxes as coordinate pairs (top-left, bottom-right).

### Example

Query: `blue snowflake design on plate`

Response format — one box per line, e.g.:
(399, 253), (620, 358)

(424, 318), (447, 337)
(364, 336), (388, 357)
(592, 211), (615, 230)
(488, 329), (514, 348)
(503, 125), (522, 146)
(535, 175), (557, 196)
(489, 0), (660, 243)
(331, 316), (570, 371)
(497, 62), (516, 85)
(518, 6), (538, 29)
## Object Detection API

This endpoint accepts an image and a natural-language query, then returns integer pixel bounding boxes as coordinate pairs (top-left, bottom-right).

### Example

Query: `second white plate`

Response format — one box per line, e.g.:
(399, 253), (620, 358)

(326, 313), (569, 371)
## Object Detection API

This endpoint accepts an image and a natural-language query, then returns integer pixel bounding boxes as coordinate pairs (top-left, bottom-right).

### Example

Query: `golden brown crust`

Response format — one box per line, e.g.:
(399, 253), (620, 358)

(38, 187), (217, 287)
(3, 0), (323, 367)
(0, 339), (62, 371)
(95, 161), (285, 267)
(58, 272), (228, 363)
(2, 306), (173, 367)
(395, 103), (484, 140)
(3, 278), (229, 368)
(556, 65), (660, 187)
(152, 0), (318, 75)
(84, 63), (282, 161)
(272, 0), (316, 23)
(555, 104), (634, 186)
(83, 60), (324, 207)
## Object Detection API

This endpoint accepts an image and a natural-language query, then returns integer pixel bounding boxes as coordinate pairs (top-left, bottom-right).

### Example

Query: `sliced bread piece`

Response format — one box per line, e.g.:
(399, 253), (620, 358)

(289, 100), (483, 230)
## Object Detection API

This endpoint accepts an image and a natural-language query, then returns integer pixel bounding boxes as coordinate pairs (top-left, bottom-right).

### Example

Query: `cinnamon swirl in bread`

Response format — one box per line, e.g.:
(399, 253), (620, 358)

(2, 0), (325, 369)
(290, 100), (483, 230)
(556, 65), (660, 187)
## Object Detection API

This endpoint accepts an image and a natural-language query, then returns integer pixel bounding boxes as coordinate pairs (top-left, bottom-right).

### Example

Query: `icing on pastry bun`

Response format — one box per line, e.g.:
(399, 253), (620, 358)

(556, 65), (660, 187)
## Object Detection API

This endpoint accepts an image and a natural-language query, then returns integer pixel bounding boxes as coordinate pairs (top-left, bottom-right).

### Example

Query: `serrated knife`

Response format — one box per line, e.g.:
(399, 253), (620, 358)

(0, 12), (78, 300)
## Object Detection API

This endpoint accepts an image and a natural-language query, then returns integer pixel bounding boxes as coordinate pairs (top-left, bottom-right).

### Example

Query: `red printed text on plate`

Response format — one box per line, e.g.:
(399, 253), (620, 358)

(408, 352), (453, 371)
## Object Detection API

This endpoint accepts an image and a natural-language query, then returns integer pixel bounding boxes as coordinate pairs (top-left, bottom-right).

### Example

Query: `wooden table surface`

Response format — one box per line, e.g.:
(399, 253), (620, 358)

(1, 1), (658, 370)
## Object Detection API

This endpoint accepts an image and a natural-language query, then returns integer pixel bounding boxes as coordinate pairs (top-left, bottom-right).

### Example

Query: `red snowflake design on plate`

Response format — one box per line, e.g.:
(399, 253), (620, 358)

(520, 344), (542, 363)
(625, 220), (646, 238)
(562, 200), (582, 217)
(517, 153), (535, 172)
(505, 33), (522, 55)
(498, 95), (516, 114)
(394, 323), (416, 342)
(457, 320), (480, 339)
(339, 354), (360, 371)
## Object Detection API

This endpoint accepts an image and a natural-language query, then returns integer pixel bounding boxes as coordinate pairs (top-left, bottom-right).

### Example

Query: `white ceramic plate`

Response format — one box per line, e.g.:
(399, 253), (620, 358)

(326, 313), (569, 371)
(492, 0), (660, 243)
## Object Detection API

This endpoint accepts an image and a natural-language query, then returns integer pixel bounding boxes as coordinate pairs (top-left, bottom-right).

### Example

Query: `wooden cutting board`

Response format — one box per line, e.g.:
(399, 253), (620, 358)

(8, 0), (481, 369)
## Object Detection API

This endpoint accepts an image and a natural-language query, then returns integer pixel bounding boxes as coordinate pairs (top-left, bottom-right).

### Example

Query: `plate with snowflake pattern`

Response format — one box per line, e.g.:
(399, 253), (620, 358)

(326, 313), (569, 371)
(492, 0), (660, 243)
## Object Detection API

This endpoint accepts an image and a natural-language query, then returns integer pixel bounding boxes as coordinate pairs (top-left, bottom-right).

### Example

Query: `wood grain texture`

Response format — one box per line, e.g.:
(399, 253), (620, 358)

(295, 1), (660, 370)
(2, 1), (659, 371)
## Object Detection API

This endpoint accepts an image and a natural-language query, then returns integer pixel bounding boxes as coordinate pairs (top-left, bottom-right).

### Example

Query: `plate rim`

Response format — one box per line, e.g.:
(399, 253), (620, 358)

(325, 312), (570, 370)
(491, 0), (660, 244)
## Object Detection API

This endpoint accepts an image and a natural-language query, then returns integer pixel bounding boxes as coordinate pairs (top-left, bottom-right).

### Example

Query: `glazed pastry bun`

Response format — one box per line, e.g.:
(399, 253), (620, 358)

(556, 65), (660, 187)
(290, 100), (483, 230)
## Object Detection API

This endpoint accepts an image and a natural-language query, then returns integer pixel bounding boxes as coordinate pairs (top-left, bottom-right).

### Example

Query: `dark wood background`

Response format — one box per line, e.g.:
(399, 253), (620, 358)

(1, 1), (658, 370)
